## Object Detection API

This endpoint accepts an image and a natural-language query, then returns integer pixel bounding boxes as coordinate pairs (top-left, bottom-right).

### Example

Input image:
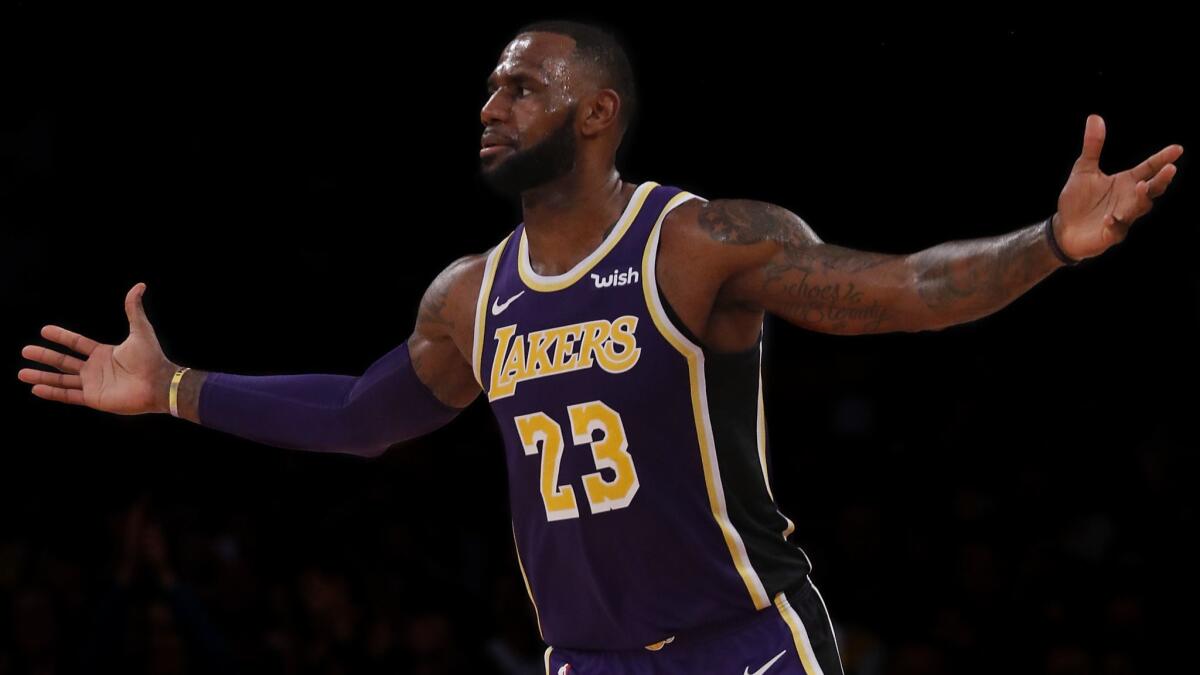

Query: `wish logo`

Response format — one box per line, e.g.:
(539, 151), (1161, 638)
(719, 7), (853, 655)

(591, 266), (640, 288)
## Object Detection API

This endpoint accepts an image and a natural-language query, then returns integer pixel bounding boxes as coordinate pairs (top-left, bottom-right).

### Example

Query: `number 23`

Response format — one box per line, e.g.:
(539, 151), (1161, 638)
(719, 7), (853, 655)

(514, 400), (640, 521)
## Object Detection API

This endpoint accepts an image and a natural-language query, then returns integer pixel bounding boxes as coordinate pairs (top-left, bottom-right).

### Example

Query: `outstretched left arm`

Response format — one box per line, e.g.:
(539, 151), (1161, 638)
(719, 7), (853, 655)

(713, 114), (1183, 335)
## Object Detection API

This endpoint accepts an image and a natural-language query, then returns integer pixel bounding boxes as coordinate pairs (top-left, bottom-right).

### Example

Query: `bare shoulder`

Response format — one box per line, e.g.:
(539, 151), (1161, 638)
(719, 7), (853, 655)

(406, 248), (496, 408)
(659, 197), (822, 299)
(654, 196), (805, 351)
(415, 249), (493, 352)
(668, 197), (821, 248)
(658, 198), (729, 270)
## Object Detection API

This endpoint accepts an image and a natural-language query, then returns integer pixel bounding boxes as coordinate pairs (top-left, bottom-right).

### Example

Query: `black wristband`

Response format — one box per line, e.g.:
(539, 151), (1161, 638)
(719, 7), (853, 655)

(1044, 215), (1081, 266)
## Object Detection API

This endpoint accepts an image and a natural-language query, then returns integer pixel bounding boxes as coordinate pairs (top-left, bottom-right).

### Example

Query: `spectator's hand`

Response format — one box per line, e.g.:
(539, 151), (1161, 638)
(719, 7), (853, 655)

(1055, 114), (1183, 261)
(18, 283), (180, 415)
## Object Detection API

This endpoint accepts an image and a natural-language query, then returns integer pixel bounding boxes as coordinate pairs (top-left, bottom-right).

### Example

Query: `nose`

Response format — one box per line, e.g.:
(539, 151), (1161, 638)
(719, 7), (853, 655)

(480, 90), (509, 127)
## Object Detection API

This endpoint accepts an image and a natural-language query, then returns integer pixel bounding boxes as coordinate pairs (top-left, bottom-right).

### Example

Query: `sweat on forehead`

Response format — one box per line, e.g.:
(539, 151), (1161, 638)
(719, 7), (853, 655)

(496, 33), (600, 87)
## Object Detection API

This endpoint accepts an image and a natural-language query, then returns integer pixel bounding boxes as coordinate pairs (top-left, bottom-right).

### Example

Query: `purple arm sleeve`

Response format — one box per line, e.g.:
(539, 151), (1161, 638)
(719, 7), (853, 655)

(197, 340), (465, 458)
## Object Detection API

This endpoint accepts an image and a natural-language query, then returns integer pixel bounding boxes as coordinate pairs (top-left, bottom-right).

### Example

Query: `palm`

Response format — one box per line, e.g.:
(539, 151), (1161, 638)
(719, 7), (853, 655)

(78, 336), (166, 414)
(18, 283), (175, 415)
(1056, 114), (1183, 261)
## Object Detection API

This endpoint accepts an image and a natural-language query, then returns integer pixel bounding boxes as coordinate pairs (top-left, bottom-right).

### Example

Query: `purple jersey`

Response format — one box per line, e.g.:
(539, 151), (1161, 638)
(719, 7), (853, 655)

(471, 181), (812, 651)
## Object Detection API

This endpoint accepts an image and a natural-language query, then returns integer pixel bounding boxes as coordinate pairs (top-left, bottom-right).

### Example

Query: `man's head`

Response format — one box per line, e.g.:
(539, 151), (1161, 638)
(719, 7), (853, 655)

(479, 20), (638, 197)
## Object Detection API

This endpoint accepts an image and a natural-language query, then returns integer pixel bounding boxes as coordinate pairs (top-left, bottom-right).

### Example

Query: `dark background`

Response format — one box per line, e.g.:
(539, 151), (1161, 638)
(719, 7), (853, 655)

(3, 7), (1196, 675)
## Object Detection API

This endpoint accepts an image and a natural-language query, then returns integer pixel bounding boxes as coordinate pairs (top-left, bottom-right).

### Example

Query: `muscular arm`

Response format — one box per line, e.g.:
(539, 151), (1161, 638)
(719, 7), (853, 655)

(406, 253), (486, 408)
(705, 199), (1068, 334)
(167, 254), (485, 456)
(173, 254), (484, 422)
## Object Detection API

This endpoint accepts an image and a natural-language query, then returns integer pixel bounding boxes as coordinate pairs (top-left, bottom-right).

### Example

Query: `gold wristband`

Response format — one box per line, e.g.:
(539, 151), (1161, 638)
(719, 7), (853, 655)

(169, 367), (190, 417)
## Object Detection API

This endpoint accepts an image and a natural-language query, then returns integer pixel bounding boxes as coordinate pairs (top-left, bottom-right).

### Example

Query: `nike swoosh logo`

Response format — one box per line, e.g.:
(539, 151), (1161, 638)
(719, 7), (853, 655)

(744, 649), (787, 675)
(492, 290), (525, 315)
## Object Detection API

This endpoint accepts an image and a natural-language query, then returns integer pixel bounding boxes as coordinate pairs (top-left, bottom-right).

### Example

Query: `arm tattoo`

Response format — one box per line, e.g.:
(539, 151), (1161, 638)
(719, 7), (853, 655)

(909, 218), (1065, 327)
(411, 255), (488, 405)
(698, 199), (898, 334)
(416, 266), (458, 335)
(699, 200), (1067, 334)
(411, 261), (462, 390)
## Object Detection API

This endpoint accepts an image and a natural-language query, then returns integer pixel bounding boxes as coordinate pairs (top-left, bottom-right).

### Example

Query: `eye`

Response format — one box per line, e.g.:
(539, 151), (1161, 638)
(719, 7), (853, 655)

(484, 84), (533, 100)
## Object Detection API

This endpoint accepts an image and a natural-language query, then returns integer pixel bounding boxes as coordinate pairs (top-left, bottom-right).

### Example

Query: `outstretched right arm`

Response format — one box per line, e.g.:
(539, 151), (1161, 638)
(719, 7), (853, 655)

(18, 253), (489, 458)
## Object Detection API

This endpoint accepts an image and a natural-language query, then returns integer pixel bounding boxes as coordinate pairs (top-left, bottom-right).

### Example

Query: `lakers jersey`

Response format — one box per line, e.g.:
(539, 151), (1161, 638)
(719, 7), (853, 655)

(471, 181), (813, 650)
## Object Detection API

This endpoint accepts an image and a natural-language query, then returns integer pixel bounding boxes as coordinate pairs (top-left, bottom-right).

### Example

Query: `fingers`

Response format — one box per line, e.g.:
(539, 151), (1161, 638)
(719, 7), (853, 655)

(17, 367), (82, 390)
(21, 344), (85, 374)
(40, 324), (99, 357)
(1101, 171), (1164, 245)
(1131, 144), (1184, 182)
(125, 282), (155, 336)
(30, 384), (86, 406)
(1123, 162), (1179, 228)
(1143, 162), (1178, 200)
(1075, 114), (1106, 172)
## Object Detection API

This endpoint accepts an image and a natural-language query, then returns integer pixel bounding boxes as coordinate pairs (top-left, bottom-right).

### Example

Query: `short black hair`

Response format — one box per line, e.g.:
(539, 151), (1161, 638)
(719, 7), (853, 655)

(516, 19), (638, 138)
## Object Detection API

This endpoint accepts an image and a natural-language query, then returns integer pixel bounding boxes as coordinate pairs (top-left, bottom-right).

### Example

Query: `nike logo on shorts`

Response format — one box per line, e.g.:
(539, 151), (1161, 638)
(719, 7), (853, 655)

(744, 649), (787, 675)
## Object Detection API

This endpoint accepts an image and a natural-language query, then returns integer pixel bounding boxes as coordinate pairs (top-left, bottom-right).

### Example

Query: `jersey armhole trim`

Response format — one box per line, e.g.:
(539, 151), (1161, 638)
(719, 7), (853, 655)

(471, 233), (512, 390)
(640, 191), (706, 357)
(640, 190), (773, 611)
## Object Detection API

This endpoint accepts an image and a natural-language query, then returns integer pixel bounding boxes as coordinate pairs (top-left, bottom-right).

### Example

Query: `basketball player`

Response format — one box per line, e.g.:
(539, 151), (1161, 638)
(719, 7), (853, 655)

(18, 20), (1182, 675)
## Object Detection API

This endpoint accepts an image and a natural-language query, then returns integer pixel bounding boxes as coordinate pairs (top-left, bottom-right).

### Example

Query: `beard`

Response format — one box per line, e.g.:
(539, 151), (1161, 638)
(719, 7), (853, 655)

(480, 107), (578, 198)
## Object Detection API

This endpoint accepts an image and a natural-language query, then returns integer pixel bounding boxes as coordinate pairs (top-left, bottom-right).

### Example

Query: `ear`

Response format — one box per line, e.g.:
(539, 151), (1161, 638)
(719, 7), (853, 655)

(578, 88), (622, 140)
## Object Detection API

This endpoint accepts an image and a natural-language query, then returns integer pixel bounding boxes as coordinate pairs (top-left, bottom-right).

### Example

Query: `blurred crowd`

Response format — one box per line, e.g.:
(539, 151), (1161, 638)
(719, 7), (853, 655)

(0, 482), (546, 675)
(0, 406), (1189, 675)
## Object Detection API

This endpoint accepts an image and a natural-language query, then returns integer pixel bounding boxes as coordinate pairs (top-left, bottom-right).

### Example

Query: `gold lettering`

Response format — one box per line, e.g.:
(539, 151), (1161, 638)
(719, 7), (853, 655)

(488, 316), (640, 399)
(489, 324), (519, 400)
(575, 320), (610, 370)
(526, 329), (556, 376)
(556, 325), (584, 370)
(599, 315), (641, 373)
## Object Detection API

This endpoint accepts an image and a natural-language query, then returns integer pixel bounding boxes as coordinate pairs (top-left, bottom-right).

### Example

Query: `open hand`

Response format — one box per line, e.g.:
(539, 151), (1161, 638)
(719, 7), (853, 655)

(1055, 114), (1183, 261)
(17, 283), (178, 415)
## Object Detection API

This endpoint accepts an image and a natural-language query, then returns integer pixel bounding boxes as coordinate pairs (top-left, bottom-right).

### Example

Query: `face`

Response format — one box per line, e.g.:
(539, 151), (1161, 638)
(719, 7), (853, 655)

(480, 33), (582, 197)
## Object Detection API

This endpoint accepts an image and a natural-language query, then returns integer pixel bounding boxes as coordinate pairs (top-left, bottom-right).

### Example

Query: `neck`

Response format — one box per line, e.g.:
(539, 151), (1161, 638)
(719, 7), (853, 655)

(520, 168), (636, 277)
